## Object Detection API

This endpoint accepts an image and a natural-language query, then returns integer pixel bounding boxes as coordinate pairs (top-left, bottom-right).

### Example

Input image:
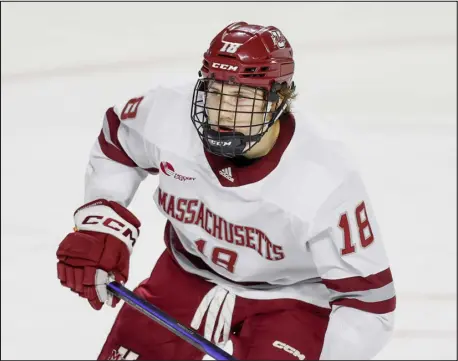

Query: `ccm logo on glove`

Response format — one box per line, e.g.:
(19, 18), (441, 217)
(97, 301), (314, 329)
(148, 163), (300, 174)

(74, 200), (139, 252)
(80, 215), (137, 247)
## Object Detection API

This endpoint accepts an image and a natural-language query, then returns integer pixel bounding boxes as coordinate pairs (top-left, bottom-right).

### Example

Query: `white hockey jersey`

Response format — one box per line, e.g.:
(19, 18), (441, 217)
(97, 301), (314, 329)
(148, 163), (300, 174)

(85, 84), (396, 317)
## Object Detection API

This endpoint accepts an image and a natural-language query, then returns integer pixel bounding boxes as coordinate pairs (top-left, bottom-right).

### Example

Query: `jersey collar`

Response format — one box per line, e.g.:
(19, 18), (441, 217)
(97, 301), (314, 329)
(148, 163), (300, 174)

(204, 113), (296, 187)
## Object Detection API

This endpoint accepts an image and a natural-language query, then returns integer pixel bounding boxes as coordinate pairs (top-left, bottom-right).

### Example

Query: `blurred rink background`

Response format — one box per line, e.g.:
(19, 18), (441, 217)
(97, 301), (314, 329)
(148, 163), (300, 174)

(1, 2), (456, 360)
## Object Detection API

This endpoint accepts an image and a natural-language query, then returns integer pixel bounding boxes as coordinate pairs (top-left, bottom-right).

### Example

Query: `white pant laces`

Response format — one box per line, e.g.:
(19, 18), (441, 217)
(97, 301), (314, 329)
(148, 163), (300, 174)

(190, 285), (236, 348)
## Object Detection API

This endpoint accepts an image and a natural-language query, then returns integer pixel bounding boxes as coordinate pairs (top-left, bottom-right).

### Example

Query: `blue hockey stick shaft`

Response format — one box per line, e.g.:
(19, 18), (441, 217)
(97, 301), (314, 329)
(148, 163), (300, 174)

(107, 281), (237, 361)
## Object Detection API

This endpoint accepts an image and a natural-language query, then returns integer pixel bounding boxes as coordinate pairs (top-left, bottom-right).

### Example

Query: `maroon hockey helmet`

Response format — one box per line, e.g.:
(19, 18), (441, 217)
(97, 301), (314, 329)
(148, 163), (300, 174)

(191, 22), (295, 158)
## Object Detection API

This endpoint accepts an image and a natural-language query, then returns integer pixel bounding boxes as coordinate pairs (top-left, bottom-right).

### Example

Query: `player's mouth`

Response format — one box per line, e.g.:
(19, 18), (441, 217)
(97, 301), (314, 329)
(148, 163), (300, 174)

(217, 126), (235, 133)
(209, 124), (235, 133)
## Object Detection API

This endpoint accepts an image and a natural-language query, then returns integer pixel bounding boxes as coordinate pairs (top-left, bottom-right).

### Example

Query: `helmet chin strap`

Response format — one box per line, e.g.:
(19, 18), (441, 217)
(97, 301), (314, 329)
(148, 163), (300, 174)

(202, 127), (264, 157)
(266, 81), (295, 126)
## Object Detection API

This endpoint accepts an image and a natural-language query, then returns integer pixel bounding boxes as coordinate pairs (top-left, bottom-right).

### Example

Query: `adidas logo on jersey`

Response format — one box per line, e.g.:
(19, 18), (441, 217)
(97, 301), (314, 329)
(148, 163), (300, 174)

(219, 167), (234, 182)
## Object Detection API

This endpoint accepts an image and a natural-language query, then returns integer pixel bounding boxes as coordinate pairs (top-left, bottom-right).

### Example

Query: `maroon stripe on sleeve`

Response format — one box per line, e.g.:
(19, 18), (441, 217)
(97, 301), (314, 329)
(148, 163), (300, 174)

(331, 296), (396, 314)
(105, 107), (123, 149)
(98, 130), (138, 167)
(144, 167), (159, 174)
(97, 107), (139, 167)
(322, 267), (393, 293)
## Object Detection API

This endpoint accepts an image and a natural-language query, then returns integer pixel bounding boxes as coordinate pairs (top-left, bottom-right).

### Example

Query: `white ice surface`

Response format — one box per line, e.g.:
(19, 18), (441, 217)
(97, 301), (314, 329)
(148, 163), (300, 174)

(1, 66), (455, 360)
(1, 3), (456, 357)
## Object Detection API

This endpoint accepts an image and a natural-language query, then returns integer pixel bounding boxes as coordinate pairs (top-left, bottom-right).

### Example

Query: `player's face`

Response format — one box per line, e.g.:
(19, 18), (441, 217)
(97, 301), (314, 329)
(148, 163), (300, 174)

(205, 81), (268, 136)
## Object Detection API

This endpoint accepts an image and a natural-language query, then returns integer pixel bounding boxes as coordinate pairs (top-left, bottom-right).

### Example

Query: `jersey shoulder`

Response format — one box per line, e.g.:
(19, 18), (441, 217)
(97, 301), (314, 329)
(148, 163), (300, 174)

(111, 83), (190, 137)
(111, 83), (200, 161)
(290, 110), (358, 180)
(264, 111), (361, 220)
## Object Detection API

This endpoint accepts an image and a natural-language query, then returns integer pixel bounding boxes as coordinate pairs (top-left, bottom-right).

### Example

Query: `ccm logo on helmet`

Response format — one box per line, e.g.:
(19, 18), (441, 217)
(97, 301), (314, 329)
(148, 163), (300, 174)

(272, 341), (305, 360)
(211, 63), (238, 71)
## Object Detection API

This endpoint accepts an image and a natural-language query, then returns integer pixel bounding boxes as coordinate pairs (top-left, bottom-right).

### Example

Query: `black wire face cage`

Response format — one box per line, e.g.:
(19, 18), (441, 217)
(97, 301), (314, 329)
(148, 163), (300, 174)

(191, 76), (289, 158)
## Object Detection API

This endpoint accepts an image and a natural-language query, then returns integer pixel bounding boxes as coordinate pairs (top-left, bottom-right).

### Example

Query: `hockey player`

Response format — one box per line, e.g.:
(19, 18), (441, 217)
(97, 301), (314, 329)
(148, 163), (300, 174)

(56, 22), (396, 360)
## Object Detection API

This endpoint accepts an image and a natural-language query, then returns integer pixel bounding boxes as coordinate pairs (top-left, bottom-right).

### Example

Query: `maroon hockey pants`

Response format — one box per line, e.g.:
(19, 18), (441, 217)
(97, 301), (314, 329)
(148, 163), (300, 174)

(98, 251), (330, 360)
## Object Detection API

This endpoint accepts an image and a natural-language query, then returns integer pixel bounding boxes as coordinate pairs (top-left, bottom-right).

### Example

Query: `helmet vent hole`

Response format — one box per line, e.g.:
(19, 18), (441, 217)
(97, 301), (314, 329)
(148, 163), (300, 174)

(241, 74), (266, 78)
(217, 54), (236, 59)
(244, 67), (257, 73)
